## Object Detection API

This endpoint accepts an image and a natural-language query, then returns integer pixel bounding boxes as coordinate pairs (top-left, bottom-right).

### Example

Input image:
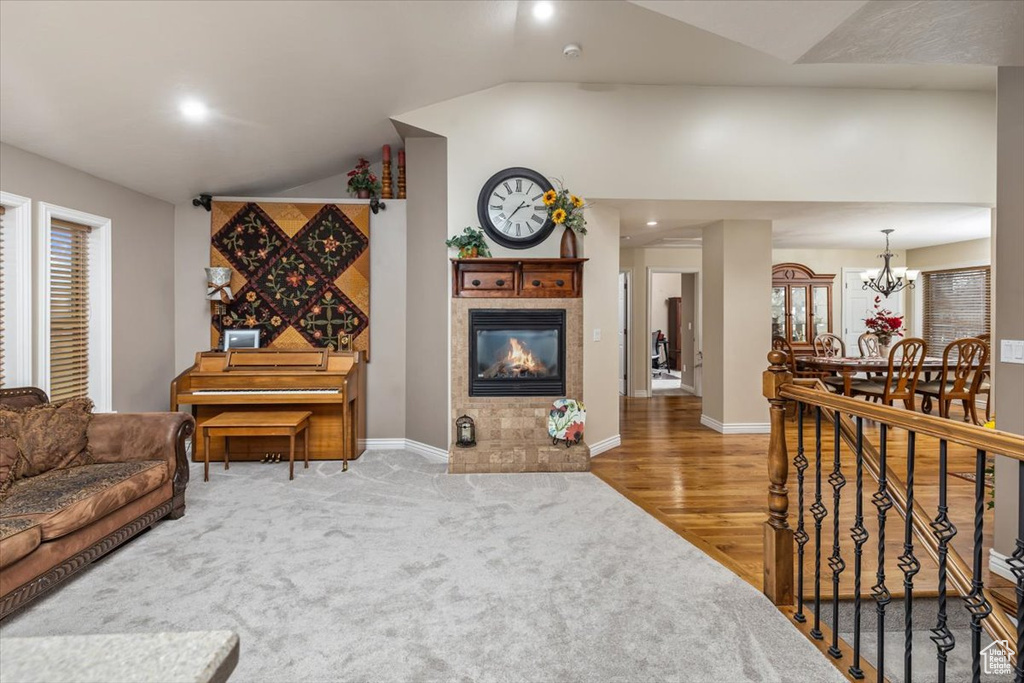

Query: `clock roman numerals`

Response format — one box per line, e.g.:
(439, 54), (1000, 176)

(532, 193), (543, 201)
(530, 215), (543, 224)
(503, 182), (513, 194)
(493, 191), (506, 201)
(489, 204), (502, 211)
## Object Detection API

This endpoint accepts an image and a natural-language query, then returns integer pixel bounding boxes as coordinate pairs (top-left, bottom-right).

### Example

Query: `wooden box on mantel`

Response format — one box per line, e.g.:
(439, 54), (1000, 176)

(451, 258), (587, 298)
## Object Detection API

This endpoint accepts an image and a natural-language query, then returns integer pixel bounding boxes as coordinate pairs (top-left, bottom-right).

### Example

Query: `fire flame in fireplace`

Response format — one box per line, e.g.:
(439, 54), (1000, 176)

(480, 336), (549, 379)
(505, 338), (540, 374)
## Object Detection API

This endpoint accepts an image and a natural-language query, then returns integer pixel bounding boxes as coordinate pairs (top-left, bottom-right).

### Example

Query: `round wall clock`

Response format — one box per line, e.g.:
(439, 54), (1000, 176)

(476, 167), (555, 249)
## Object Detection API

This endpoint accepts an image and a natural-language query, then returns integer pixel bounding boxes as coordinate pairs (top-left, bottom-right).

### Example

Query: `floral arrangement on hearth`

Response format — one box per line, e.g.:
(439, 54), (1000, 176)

(542, 181), (587, 235)
(864, 296), (904, 345)
(346, 157), (381, 199)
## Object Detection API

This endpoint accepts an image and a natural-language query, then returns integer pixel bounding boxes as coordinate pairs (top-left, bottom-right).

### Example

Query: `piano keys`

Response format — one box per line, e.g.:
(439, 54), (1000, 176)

(171, 348), (366, 465)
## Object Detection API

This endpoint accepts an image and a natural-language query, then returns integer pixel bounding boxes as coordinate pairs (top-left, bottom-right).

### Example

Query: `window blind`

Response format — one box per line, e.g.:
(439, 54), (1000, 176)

(49, 218), (92, 402)
(922, 266), (991, 356)
(0, 205), (6, 387)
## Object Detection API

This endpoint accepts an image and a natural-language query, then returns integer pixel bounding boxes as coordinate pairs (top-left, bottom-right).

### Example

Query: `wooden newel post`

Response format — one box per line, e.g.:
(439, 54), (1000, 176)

(763, 349), (794, 605)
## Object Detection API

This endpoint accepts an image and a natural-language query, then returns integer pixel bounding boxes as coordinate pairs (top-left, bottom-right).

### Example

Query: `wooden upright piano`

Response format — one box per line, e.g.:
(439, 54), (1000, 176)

(171, 348), (366, 465)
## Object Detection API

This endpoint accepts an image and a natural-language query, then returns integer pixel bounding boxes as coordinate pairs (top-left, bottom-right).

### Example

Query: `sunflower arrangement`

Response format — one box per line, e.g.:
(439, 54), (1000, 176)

(542, 182), (587, 235)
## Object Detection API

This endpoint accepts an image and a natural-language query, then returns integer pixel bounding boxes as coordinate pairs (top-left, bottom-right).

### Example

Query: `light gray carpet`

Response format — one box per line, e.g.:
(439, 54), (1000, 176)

(1, 451), (845, 683)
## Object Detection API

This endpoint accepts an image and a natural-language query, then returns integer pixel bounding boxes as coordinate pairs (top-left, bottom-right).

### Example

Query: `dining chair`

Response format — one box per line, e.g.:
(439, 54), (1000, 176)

(773, 336), (831, 380)
(976, 333), (991, 422)
(858, 332), (882, 358)
(850, 337), (928, 410)
(915, 337), (988, 424)
(811, 333), (846, 392)
(813, 333), (845, 358)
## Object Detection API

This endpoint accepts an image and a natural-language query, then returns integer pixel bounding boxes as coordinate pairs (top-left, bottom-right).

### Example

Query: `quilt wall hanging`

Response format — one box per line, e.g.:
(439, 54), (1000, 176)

(210, 200), (370, 355)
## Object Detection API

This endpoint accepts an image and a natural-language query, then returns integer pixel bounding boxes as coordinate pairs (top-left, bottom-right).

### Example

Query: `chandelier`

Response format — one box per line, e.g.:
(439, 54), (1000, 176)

(861, 229), (918, 298)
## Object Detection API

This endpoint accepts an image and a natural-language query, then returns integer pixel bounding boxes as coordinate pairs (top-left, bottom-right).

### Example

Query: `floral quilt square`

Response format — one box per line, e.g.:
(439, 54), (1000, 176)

(257, 246), (325, 320)
(294, 204), (369, 281)
(221, 285), (288, 347)
(212, 203), (289, 277)
(296, 286), (368, 349)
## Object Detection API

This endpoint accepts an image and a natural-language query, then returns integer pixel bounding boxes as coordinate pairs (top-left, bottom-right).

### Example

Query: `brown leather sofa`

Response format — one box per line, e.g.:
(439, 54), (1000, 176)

(0, 387), (194, 619)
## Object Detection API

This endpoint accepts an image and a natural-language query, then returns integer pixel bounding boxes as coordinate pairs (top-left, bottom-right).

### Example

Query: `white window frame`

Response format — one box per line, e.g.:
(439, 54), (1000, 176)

(36, 202), (112, 411)
(0, 191), (33, 387)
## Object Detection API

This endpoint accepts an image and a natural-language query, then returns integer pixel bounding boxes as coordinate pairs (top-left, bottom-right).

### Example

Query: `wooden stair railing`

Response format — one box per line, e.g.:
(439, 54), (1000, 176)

(763, 350), (1023, 683)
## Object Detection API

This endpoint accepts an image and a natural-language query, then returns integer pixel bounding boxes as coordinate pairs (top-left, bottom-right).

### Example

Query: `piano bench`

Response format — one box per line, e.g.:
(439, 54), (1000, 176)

(200, 411), (313, 481)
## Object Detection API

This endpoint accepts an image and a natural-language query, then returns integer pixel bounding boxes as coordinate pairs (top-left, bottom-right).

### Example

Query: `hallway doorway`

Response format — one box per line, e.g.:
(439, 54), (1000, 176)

(648, 269), (699, 396)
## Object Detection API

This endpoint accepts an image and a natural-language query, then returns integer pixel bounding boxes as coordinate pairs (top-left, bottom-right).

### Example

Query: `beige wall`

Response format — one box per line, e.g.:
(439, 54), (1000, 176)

(404, 137), (449, 449)
(905, 237), (992, 336)
(581, 205), (621, 447)
(1, 142), (175, 412)
(396, 83), (997, 225)
(702, 220), (772, 428)
(993, 67), (1023, 558)
(650, 273), (682, 342)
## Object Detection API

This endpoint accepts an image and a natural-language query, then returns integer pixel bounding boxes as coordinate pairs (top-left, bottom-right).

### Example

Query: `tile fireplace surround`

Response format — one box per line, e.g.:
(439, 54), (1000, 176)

(449, 296), (590, 473)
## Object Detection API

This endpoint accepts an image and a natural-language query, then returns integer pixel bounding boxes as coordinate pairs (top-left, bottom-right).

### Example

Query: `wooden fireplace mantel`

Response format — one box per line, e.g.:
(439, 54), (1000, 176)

(451, 258), (587, 299)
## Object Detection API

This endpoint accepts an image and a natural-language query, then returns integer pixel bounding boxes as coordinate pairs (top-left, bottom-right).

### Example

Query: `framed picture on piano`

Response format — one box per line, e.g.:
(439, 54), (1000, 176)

(223, 329), (260, 351)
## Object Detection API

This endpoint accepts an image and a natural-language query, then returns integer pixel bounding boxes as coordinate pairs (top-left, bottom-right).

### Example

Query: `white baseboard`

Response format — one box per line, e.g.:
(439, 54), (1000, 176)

(589, 434), (621, 456)
(700, 414), (770, 434)
(681, 384), (695, 393)
(363, 438), (449, 463)
(989, 548), (1019, 583)
(632, 390), (649, 398)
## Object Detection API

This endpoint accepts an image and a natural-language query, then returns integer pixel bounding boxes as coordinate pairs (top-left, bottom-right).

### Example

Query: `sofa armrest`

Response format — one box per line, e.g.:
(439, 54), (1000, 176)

(87, 412), (195, 517)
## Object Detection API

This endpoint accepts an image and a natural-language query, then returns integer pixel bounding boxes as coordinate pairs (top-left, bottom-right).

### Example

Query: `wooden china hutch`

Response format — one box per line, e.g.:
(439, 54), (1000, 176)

(771, 263), (835, 354)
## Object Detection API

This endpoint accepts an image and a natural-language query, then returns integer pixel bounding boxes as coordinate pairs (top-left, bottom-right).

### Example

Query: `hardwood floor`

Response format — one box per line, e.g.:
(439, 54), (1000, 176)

(591, 395), (1014, 603)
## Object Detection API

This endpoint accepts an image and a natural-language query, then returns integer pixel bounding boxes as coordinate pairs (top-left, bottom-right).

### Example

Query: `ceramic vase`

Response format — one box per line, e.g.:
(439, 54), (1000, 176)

(560, 227), (577, 259)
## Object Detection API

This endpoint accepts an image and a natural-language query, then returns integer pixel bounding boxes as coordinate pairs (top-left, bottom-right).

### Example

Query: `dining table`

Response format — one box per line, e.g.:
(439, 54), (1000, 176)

(795, 355), (950, 398)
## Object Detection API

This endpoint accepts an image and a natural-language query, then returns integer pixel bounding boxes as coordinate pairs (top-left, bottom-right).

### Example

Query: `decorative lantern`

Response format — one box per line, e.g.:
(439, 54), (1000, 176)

(205, 266), (234, 351)
(455, 415), (476, 448)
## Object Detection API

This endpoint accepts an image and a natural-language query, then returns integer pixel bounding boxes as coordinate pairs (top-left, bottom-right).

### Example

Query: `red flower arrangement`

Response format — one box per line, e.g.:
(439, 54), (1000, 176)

(864, 296), (904, 343)
(346, 157), (381, 198)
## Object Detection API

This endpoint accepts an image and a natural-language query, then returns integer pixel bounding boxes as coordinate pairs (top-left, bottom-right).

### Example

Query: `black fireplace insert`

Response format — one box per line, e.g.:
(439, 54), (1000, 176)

(469, 309), (566, 397)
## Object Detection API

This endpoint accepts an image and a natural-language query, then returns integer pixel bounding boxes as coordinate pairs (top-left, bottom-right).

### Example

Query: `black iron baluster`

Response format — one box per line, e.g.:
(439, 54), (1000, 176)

(930, 440), (957, 683)
(898, 431), (921, 682)
(1009, 459), (1023, 683)
(810, 406), (827, 641)
(794, 406), (809, 624)
(849, 417), (868, 679)
(872, 424), (893, 683)
(964, 449), (993, 683)
(828, 409), (846, 659)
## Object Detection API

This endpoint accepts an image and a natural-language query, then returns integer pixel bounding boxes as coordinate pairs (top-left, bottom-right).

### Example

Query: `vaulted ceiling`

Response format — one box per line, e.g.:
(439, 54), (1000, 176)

(0, 0), (1010, 204)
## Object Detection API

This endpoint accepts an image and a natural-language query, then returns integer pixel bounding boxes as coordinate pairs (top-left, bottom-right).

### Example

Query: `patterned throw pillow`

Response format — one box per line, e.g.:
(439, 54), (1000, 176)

(0, 398), (93, 499)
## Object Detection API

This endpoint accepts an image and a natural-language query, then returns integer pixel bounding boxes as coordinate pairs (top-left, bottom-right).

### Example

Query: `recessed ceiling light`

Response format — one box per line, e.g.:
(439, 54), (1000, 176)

(646, 221), (658, 226)
(179, 98), (209, 122)
(533, 1), (554, 21)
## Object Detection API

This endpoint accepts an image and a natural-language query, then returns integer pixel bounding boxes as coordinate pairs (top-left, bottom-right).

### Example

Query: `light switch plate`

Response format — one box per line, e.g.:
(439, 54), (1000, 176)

(1000, 339), (1024, 364)
(592, 328), (601, 342)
